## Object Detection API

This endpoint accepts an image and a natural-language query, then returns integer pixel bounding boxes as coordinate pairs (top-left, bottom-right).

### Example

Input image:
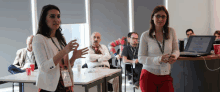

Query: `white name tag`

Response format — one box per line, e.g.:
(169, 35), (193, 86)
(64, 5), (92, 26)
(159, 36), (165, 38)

(61, 69), (72, 87)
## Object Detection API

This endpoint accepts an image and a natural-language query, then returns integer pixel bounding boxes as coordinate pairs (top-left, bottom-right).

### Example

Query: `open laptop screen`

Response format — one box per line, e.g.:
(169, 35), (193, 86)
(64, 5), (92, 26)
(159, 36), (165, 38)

(185, 36), (215, 53)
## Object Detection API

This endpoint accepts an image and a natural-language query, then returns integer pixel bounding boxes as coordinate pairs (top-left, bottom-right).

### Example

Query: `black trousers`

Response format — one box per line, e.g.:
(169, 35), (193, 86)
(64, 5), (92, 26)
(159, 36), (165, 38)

(126, 63), (143, 83)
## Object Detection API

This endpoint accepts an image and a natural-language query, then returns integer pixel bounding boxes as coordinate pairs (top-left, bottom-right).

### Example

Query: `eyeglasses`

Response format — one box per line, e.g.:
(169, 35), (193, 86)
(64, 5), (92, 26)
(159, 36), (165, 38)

(131, 37), (138, 40)
(154, 15), (167, 19)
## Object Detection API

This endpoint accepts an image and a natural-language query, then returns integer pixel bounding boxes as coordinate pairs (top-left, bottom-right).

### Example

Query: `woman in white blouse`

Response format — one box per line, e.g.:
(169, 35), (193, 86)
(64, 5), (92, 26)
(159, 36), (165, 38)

(32, 4), (88, 92)
(138, 5), (180, 92)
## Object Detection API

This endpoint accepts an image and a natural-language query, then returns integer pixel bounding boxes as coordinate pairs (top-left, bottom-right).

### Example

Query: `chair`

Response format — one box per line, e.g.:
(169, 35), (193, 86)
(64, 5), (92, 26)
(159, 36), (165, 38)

(124, 63), (135, 92)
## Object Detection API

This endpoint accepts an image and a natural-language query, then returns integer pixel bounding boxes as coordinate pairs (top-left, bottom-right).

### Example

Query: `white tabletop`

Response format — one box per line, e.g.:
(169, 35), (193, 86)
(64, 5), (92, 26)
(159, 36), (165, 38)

(0, 70), (38, 83)
(0, 68), (121, 85)
(93, 68), (121, 77)
(73, 68), (106, 84)
(73, 68), (121, 84)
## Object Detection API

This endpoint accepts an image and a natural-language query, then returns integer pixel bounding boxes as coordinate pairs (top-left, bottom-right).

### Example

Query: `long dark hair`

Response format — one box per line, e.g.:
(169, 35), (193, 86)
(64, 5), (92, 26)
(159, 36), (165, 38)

(37, 4), (66, 46)
(149, 5), (170, 40)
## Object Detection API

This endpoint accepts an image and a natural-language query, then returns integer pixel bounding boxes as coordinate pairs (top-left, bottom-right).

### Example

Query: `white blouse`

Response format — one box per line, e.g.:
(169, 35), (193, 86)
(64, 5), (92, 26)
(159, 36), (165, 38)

(138, 27), (180, 75)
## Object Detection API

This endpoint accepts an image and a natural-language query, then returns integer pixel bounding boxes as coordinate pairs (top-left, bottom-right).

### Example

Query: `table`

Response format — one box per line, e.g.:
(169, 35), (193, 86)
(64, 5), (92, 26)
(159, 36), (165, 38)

(0, 68), (122, 92)
(93, 68), (122, 92)
(73, 68), (122, 92)
(172, 54), (220, 92)
(0, 70), (37, 92)
(124, 63), (135, 92)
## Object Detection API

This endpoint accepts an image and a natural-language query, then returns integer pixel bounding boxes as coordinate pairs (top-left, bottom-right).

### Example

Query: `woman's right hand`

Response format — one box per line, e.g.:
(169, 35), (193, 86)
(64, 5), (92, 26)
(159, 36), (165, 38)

(63, 39), (79, 54)
(160, 54), (170, 63)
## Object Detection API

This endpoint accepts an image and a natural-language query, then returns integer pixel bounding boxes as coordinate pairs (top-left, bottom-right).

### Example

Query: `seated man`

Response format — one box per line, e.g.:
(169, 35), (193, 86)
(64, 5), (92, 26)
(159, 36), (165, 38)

(122, 32), (143, 89)
(8, 35), (38, 74)
(87, 32), (119, 92)
(184, 29), (195, 49)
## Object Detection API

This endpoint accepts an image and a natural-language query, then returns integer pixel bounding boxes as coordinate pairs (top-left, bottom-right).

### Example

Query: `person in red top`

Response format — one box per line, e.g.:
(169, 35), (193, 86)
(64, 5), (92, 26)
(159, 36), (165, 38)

(108, 33), (132, 66)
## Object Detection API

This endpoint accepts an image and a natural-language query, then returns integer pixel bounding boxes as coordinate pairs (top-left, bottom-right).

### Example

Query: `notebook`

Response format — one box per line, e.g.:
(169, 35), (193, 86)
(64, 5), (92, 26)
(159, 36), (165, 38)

(180, 36), (215, 57)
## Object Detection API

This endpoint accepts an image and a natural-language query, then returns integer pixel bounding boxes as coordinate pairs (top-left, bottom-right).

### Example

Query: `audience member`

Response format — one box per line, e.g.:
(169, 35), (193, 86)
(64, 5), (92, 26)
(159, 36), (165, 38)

(214, 30), (220, 40)
(186, 29), (195, 38)
(8, 35), (38, 74)
(108, 33), (132, 66)
(122, 32), (143, 89)
(87, 32), (119, 92)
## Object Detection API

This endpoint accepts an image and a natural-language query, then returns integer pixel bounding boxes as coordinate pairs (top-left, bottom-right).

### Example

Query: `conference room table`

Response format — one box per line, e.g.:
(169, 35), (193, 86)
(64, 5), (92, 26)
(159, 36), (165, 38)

(0, 68), (122, 92)
(171, 54), (220, 92)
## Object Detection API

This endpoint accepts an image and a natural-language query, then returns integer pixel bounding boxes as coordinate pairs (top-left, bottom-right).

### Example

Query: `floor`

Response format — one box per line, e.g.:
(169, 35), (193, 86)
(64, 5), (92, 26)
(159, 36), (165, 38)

(121, 74), (142, 92)
(0, 86), (19, 92)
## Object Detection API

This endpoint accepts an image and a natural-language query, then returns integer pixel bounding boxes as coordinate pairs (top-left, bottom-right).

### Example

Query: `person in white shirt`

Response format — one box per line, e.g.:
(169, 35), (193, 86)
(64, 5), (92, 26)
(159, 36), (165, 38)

(87, 32), (119, 92)
(32, 4), (88, 92)
(138, 5), (180, 92)
(8, 35), (38, 74)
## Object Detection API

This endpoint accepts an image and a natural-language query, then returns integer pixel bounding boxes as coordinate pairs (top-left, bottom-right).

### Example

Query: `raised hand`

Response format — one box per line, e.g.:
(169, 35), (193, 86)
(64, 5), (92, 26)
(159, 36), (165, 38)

(63, 40), (79, 54)
(72, 47), (89, 59)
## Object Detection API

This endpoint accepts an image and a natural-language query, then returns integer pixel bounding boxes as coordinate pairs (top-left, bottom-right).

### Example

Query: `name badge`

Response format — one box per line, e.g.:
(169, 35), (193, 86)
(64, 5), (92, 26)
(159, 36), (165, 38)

(61, 69), (72, 87)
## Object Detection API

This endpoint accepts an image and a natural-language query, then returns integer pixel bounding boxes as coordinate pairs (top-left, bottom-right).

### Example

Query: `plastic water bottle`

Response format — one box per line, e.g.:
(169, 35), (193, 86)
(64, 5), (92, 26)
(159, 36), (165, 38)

(133, 59), (136, 68)
(76, 60), (81, 72)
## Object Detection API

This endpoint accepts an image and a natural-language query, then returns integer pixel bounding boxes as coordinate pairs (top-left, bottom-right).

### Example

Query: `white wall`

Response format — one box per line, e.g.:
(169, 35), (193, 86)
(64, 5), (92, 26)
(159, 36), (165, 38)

(168, 0), (211, 39)
(37, 0), (86, 24)
(0, 0), (32, 88)
(134, 0), (164, 36)
(90, 0), (129, 46)
(210, 0), (220, 34)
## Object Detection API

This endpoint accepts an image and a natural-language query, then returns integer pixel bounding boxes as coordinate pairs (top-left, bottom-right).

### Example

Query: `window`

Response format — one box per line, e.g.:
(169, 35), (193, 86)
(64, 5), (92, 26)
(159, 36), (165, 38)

(61, 24), (87, 66)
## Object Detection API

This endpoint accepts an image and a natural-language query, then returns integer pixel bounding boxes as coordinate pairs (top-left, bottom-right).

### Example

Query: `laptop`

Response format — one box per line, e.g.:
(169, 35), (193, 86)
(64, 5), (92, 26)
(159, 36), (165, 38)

(180, 35), (215, 57)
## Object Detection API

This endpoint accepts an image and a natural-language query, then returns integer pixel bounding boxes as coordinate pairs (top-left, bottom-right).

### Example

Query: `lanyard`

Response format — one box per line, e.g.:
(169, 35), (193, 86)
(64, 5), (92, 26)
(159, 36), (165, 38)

(51, 38), (67, 69)
(154, 34), (165, 54)
(130, 46), (137, 59)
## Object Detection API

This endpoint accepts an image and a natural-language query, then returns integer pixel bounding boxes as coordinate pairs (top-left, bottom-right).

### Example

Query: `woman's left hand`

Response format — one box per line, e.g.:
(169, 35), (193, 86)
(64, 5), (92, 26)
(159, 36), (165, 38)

(71, 47), (89, 61)
(168, 55), (177, 64)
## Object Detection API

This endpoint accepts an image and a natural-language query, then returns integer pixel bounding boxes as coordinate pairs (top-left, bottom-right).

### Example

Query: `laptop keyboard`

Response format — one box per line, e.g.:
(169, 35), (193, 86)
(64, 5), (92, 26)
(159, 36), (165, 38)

(180, 52), (204, 55)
